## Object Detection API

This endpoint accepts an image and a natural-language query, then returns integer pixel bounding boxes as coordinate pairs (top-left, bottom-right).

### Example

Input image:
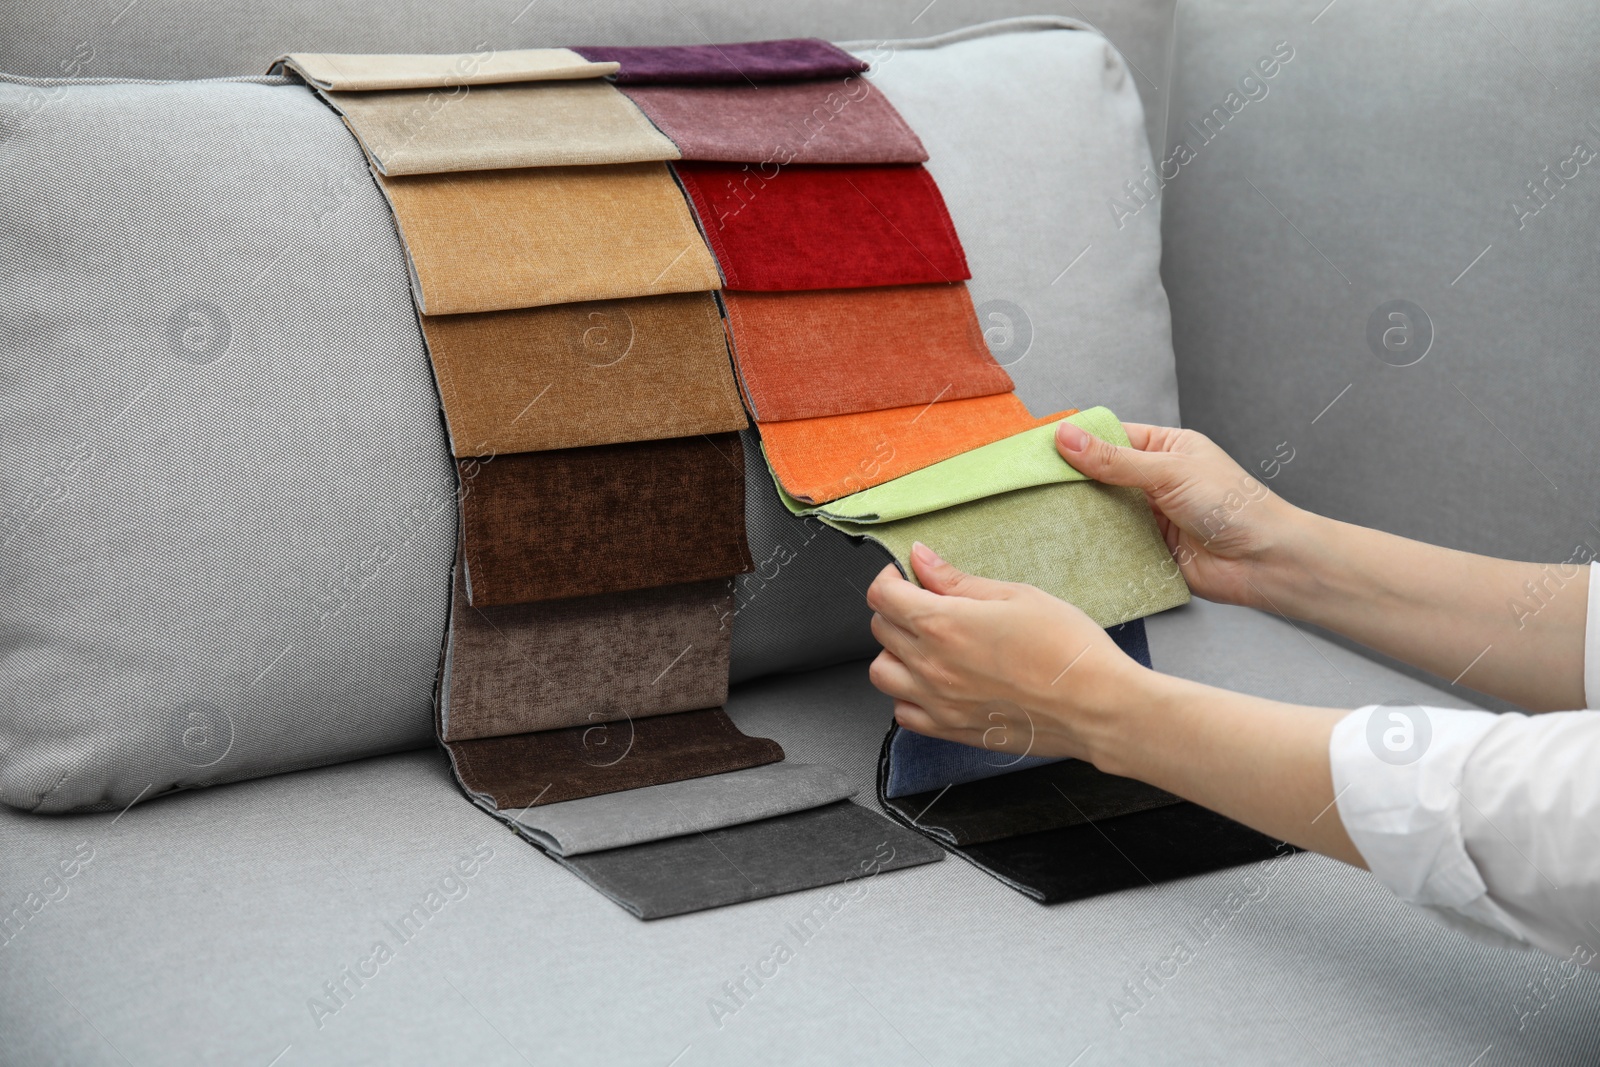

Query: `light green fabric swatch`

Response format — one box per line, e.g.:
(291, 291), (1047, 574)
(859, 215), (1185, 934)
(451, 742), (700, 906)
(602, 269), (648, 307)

(790, 408), (1188, 626)
(776, 406), (1123, 522)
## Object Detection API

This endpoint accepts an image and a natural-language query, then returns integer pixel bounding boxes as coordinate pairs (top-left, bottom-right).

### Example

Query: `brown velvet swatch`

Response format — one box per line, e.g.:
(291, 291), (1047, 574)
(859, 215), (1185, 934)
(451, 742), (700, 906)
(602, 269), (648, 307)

(444, 707), (784, 809)
(374, 163), (722, 314)
(421, 292), (748, 458)
(458, 433), (752, 606)
(441, 564), (733, 742)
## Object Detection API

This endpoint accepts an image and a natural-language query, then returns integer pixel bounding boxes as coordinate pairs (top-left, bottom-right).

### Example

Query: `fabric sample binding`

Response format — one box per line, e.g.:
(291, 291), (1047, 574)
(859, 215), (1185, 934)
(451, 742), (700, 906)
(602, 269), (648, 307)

(723, 284), (1009, 422)
(758, 393), (1067, 505)
(674, 162), (970, 291)
(421, 292), (747, 457)
(570, 39), (867, 85)
(270, 49), (617, 90)
(458, 433), (752, 607)
(324, 81), (679, 175)
(375, 162), (721, 314)
(557, 800), (944, 919)
(440, 564), (733, 742)
(618, 80), (927, 165)
(444, 707), (783, 809)
(508, 762), (855, 855)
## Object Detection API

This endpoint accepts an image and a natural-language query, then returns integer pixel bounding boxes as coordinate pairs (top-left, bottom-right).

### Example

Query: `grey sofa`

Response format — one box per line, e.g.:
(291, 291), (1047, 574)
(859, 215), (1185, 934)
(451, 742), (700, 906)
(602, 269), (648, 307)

(4, 1), (1599, 1064)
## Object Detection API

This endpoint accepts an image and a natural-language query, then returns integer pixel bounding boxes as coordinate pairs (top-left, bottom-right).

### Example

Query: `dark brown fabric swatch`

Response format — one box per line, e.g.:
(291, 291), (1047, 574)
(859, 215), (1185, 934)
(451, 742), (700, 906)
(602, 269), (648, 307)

(881, 758), (1182, 847)
(458, 432), (752, 606)
(442, 563), (733, 741)
(444, 707), (783, 809)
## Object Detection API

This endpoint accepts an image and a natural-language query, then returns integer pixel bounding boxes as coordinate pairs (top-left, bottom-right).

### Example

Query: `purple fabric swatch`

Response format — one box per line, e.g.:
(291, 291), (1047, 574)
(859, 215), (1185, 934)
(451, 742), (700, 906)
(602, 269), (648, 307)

(572, 39), (867, 85)
(619, 79), (927, 164)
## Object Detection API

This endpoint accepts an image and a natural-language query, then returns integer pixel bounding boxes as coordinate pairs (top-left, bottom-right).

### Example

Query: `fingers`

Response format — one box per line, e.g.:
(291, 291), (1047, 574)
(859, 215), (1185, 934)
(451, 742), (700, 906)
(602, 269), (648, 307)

(909, 542), (1012, 601)
(865, 562), (942, 632)
(867, 650), (922, 702)
(869, 610), (921, 665)
(1056, 420), (1168, 491)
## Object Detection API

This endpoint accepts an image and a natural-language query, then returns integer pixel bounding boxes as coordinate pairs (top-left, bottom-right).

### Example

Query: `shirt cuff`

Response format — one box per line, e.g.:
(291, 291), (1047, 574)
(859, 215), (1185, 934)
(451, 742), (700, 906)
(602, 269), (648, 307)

(1329, 704), (1531, 942)
(1586, 562), (1600, 710)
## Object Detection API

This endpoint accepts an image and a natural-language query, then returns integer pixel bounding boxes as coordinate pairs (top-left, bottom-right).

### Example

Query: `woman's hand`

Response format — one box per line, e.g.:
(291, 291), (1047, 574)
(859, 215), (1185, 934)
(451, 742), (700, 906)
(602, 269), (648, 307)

(1056, 421), (1302, 609)
(866, 543), (1153, 767)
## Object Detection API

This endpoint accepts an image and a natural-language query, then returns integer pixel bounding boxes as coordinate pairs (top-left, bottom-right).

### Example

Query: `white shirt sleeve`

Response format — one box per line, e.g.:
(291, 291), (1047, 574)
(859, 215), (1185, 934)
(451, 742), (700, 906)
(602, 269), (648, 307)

(1329, 563), (1600, 968)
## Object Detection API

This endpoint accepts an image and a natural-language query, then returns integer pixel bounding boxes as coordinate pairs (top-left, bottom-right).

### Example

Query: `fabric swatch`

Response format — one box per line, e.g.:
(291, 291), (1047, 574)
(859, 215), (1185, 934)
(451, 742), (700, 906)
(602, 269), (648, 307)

(508, 762), (855, 855)
(440, 563), (732, 742)
(375, 163), (721, 315)
(421, 292), (747, 457)
(325, 81), (679, 175)
(270, 49), (616, 90)
(882, 758), (1180, 847)
(570, 39), (866, 85)
(458, 433), (751, 607)
(783, 406), (1120, 522)
(557, 801), (944, 919)
(724, 284), (1009, 422)
(882, 620), (1151, 798)
(674, 162), (970, 291)
(955, 803), (1288, 904)
(758, 393), (1065, 505)
(444, 707), (782, 809)
(818, 479), (1190, 628)
(618, 79), (926, 165)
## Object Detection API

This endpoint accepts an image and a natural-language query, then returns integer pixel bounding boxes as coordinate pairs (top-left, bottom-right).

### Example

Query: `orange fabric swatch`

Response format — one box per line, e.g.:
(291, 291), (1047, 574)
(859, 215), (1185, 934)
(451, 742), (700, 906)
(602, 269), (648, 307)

(723, 284), (1013, 422)
(759, 394), (1075, 504)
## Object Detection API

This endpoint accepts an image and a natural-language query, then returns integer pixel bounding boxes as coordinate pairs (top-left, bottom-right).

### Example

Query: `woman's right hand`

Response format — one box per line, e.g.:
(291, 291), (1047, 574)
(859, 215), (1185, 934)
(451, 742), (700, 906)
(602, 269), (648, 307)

(1055, 420), (1305, 609)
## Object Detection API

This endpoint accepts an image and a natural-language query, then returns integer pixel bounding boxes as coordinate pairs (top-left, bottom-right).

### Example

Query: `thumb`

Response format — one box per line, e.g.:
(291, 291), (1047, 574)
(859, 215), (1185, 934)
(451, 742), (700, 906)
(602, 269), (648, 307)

(1056, 420), (1161, 490)
(910, 542), (1011, 600)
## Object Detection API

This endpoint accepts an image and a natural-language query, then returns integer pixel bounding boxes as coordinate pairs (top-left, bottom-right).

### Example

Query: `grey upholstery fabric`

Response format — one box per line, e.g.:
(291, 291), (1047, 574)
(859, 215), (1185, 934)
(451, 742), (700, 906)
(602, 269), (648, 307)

(0, 75), (455, 813)
(5, 603), (1598, 1064)
(1162, 0), (1600, 565)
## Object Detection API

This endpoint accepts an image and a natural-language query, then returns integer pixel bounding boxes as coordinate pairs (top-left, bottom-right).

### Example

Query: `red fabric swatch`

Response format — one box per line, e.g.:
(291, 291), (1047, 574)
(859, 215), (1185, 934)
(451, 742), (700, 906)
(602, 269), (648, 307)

(674, 162), (970, 291)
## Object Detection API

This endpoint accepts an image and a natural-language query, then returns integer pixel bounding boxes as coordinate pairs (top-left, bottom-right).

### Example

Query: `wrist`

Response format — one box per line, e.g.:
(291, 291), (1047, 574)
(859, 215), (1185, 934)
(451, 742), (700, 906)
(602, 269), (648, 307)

(1076, 664), (1197, 780)
(1240, 503), (1338, 613)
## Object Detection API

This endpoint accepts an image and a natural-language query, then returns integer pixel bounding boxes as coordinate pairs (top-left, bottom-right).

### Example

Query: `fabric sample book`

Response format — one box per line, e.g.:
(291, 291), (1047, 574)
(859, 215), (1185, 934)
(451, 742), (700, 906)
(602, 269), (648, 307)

(571, 39), (866, 85)
(421, 292), (747, 457)
(674, 162), (970, 291)
(444, 707), (783, 809)
(375, 162), (721, 314)
(508, 762), (855, 855)
(723, 284), (1010, 421)
(558, 801), (944, 919)
(324, 81), (679, 175)
(782, 406), (1121, 522)
(758, 393), (1067, 505)
(270, 49), (617, 90)
(618, 81), (927, 165)
(440, 566), (733, 741)
(458, 433), (752, 606)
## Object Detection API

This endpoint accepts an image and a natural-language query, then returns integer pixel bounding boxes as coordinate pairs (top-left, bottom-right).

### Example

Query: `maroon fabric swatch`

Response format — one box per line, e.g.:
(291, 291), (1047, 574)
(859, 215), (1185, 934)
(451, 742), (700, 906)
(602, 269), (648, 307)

(571, 39), (867, 85)
(674, 162), (970, 291)
(619, 79), (926, 164)
(444, 707), (784, 809)
(458, 433), (751, 607)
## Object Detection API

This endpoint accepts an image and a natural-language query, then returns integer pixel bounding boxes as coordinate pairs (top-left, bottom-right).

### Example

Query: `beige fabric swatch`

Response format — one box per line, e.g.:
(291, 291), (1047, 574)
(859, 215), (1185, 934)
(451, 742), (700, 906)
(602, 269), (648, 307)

(327, 81), (680, 175)
(270, 49), (616, 90)
(375, 163), (723, 315)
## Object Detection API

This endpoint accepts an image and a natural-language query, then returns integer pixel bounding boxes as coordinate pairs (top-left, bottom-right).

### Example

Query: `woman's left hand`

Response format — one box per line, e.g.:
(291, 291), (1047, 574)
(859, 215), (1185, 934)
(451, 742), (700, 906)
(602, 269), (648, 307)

(865, 542), (1151, 768)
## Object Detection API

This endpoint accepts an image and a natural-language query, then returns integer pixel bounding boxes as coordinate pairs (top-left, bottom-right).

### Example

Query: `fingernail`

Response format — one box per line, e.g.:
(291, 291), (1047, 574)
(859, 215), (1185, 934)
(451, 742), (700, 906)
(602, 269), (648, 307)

(1057, 422), (1089, 452)
(911, 541), (944, 567)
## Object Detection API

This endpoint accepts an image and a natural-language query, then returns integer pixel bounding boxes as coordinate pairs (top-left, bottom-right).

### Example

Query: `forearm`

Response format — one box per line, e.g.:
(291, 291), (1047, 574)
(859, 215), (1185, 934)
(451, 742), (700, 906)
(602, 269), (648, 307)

(1249, 511), (1589, 711)
(1084, 670), (1365, 866)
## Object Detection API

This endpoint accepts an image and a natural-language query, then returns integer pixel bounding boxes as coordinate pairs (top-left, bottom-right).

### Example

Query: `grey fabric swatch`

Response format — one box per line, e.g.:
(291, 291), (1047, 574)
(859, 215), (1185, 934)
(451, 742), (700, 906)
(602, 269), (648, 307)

(558, 801), (944, 919)
(507, 762), (855, 855)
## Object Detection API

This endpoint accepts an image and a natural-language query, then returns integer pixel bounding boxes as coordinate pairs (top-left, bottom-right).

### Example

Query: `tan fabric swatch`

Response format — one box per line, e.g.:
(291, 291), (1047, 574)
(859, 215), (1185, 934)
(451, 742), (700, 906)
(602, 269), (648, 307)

(376, 163), (722, 314)
(269, 49), (617, 90)
(421, 292), (747, 457)
(327, 81), (680, 175)
(441, 564), (732, 742)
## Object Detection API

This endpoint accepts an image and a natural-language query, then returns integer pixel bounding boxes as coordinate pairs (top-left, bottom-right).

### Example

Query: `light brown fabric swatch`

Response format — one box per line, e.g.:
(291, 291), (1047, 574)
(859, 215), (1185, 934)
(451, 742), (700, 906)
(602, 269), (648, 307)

(376, 163), (722, 314)
(421, 292), (747, 457)
(441, 564), (732, 742)
(269, 49), (617, 90)
(327, 81), (679, 176)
